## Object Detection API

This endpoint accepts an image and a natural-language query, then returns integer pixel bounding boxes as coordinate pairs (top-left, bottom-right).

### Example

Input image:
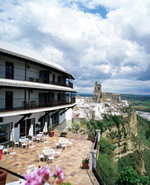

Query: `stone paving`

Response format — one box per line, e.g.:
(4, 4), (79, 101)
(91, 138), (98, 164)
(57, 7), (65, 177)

(1, 132), (98, 185)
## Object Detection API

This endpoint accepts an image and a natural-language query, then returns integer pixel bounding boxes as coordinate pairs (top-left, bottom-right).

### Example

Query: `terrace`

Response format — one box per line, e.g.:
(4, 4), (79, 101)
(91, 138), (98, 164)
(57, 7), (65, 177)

(0, 131), (98, 185)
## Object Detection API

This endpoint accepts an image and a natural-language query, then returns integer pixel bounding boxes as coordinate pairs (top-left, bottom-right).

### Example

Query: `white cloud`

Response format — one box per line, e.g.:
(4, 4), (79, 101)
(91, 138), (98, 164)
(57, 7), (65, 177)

(0, 0), (150, 94)
(102, 79), (150, 95)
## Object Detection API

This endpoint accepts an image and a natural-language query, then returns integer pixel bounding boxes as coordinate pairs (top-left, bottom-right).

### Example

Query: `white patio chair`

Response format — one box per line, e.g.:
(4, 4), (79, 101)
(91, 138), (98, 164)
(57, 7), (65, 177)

(21, 142), (27, 148)
(60, 142), (67, 149)
(54, 149), (62, 158)
(28, 140), (32, 146)
(36, 137), (42, 142)
(47, 156), (54, 163)
(55, 143), (61, 149)
(32, 136), (36, 142)
(3, 145), (9, 154)
(67, 141), (73, 147)
(26, 164), (36, 173)
(37, 152), (45, 162)
(14, 140), (19, 147)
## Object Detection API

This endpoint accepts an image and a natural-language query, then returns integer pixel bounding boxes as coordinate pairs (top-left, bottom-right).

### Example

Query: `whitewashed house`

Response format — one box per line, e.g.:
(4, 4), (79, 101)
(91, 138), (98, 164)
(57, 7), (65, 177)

(89, 103), (105, 120)
(0, 41), (76, 144)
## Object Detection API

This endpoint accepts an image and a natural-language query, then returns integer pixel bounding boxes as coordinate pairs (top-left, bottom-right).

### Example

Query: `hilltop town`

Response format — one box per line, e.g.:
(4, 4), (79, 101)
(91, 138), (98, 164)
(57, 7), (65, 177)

(73, 82), (129, 121)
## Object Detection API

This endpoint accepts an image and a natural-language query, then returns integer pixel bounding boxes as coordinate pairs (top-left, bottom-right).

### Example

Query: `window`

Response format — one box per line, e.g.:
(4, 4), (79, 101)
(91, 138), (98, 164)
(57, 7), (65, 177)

(20, 119), (35, 137)
(5, 91), (13, 109)
(5, 62), (14, 79)
(52, 113), (59, 126)
(0, 123), (10, 143)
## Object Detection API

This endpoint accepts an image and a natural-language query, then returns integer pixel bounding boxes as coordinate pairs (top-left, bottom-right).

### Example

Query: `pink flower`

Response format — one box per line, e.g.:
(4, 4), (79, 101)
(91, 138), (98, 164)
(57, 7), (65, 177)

(25, 165), (52, 185)
(24, 165), (64, 185)
(54, 165), (64, 184)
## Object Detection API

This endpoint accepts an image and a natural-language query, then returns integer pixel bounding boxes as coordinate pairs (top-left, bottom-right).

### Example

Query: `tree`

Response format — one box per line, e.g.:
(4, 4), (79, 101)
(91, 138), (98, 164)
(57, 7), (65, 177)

(116, 167), (139, 185)
(140, 176), (150, 185)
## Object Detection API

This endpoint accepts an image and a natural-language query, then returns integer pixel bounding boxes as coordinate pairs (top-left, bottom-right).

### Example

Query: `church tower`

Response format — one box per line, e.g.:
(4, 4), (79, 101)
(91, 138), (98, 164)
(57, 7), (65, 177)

(93, 81), (102, 103)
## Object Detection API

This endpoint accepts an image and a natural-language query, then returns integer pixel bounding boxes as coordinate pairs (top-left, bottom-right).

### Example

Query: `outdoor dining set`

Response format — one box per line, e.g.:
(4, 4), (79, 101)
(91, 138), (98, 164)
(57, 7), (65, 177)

(1, 132), (73, 164)
(37, 138), (73, 163)
(39, 147), (62, 163)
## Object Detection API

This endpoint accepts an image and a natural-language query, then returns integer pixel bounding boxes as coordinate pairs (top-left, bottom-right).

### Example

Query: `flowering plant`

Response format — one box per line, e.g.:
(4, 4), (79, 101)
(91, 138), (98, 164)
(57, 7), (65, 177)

(82, 158), (89, 164)
(24, 165), (64, 185)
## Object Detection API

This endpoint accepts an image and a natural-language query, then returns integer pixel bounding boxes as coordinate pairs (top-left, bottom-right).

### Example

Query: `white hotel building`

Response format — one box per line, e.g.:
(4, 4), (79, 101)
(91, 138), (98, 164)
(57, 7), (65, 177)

(0, 41), (76, 144)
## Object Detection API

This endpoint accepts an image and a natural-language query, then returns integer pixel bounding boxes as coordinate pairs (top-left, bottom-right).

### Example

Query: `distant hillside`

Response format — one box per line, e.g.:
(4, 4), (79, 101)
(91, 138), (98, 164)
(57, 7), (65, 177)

(77, 93), (93, 97)
(77, 93), (150, 102)
(121, 94), (150, 101)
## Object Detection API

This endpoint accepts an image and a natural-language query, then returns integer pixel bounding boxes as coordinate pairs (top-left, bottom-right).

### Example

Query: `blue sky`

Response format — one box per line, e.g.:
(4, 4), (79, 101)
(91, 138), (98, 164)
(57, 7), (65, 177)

(0, 0), (150, 95)
(78, 4), (108, 18)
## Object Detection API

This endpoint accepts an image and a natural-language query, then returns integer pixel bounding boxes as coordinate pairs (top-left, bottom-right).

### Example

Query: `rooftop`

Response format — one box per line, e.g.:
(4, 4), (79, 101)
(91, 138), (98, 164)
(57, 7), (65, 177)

(0, 40), (74, 79)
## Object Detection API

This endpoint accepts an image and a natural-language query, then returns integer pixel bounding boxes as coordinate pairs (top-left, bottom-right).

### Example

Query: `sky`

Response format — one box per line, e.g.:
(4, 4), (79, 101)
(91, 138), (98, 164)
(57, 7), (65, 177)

(0, 0), (150, 95)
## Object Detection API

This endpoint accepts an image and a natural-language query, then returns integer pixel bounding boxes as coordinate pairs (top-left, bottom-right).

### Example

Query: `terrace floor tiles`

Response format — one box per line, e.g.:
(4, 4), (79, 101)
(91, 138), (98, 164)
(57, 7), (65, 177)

(1, 132), (98, 185)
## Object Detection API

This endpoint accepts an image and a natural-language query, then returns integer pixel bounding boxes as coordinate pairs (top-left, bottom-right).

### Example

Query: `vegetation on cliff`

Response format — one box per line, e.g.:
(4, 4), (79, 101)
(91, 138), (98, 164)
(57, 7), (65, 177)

(82, 108), (150, 184)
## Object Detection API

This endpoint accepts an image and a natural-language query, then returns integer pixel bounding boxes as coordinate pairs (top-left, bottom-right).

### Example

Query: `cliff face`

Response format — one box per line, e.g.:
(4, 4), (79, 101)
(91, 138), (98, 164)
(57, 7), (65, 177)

(102, 112), (146, 175)
(114, 112), (139, 158)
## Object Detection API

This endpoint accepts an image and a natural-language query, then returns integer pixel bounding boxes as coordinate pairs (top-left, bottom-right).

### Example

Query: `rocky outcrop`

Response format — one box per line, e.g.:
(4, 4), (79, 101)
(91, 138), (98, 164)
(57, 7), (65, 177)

(113, 113), (140, 159)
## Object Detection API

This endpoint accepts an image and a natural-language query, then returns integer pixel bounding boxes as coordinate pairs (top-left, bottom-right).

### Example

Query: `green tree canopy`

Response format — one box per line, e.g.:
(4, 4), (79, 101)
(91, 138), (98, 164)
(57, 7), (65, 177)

(116, 167), (139, 185)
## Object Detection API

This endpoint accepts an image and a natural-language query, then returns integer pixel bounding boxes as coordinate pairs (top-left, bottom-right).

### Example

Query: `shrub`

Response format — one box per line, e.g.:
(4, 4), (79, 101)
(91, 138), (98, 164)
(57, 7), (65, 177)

(100, 138), (116, 155)
(82, 158), (89, 164)
(72, 121), (80, 133)
(146, 129), (150, 141)
(99, 154), (119, 182)
(118, 152), (141, 173)
(116, 167), (139, 185)
(139, 176), (150, 185)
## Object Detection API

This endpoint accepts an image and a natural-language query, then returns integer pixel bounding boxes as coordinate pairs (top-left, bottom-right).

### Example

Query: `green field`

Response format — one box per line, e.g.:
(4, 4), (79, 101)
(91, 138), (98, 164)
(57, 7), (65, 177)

(121, 94), (150, 112)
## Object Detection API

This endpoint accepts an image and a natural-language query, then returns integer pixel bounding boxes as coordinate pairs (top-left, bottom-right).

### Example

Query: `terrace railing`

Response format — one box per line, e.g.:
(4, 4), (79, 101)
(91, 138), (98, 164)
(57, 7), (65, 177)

(89, 130), (115, 185)
(0, 98), (76, 112)
(0, 64), (73, 88)
(0, 166), (25, 183)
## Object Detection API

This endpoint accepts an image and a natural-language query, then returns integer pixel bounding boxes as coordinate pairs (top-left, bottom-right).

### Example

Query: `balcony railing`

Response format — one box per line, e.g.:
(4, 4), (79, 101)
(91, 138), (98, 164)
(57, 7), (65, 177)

(0, 64), (73, 88)
(0, 97), (76, 112)
(89, 130), (115, 185)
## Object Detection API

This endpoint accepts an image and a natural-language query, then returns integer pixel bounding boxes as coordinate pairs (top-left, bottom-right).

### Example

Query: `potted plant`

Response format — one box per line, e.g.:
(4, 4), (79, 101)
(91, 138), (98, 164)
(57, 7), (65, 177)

(0, 169), (7, 185)
(82, 158), (89, 169)
(88, 132), (96, 143)
(48, 125), (55, 137)
(60, 129), (68, 137)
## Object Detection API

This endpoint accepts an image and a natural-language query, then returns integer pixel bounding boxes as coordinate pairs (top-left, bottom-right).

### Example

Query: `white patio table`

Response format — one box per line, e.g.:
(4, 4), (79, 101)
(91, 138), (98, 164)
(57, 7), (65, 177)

(43, 149), (56, 157)
(19, 138), (29, 143)
(36, 133), (43, 142)
(19, 138), (29, 148)
(36, 133), (43, 137)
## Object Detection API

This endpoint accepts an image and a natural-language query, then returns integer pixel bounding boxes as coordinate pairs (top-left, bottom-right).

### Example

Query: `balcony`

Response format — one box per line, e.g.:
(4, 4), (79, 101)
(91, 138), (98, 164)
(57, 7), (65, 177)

(0, 63), (73, 88)
(0, 97), (76, 112)
(50, 80), (73, 88)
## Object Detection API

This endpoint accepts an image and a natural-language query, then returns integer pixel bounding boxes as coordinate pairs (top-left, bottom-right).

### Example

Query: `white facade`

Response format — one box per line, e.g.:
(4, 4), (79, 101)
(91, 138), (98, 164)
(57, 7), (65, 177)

(0, 42), (76, 144)
(73, 97), (125, 121)
(89, 103), (105, 120)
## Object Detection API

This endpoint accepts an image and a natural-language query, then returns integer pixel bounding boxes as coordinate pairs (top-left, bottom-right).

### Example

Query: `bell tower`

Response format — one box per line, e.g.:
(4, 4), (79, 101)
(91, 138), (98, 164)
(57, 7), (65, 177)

(93, 81), (102, 103)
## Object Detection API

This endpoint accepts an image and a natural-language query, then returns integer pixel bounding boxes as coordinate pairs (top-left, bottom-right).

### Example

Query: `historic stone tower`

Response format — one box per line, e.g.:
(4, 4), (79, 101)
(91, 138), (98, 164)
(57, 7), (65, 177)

(93, 81), (102, 103)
